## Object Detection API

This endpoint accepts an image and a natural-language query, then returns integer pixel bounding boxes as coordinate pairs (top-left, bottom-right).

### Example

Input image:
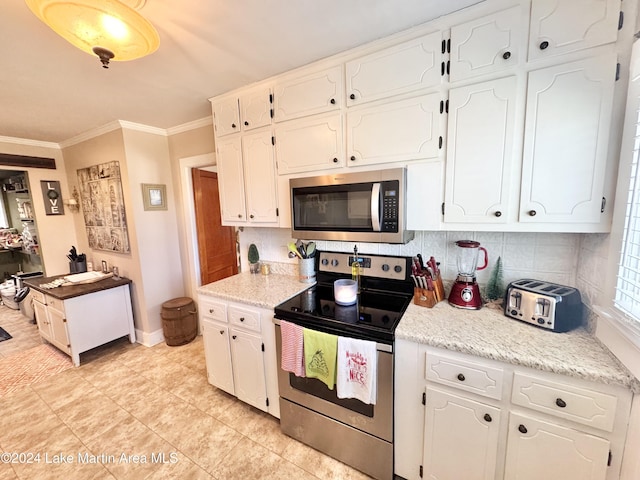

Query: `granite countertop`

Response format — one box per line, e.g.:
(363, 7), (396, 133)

(197, 272), (312, 309)
(24, 274), (132, 300)
(397, 301), (640, 392)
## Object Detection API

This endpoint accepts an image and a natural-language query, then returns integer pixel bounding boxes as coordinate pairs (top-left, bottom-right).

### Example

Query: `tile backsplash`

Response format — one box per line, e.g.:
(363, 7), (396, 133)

(238, 227), (583, 291)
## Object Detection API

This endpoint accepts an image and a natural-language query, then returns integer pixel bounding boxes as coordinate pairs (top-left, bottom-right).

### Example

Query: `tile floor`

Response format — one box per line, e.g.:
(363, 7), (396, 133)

(0, 305), (372, 480)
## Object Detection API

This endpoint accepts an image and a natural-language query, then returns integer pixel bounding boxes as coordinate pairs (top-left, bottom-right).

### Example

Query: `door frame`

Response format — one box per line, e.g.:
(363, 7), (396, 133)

(178, 152), (216, 301)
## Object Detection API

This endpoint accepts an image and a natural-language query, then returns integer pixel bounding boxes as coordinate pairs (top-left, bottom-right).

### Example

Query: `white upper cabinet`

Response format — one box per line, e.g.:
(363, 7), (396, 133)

(346, 93), (442, 167)
(449, 6), (523, 82)
(528, 0), (621, 61)
(273, 66), (343, 122)
(242, 129), (279, 224)
(444, 76), (519, 223)
(216, 136), (247, 223)
(212, 87), (272, 136)
(519, 54), (616, 224)
(274, 112), (344, 174)
(345, 31), (442, 106)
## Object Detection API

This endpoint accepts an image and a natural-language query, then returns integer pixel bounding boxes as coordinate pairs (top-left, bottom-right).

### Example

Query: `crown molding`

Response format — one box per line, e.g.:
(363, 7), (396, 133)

(166, 116), (213, 136)
(59, 121), (124, 148)
(0, 135), (60, 150)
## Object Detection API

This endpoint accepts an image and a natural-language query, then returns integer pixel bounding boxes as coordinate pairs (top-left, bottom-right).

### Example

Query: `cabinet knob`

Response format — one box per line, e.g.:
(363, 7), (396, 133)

(330, 98), (336, 104)
(539, 41), (549, 50)
(350, 155), (356, 162)
(457, 373), (465, 382)
(231, 123), (237, 128)
(494, 211), (502, 217)
(250, 214), (254, 219)
(332, 158), (338, 163)
(484, 414), (492, 422)
(232, 335), (237, 340)
(238, 214), (242, 218)
(518, 424), (528, 434)
(528, 210), (537, 217)
(209, 308), (214, 314)
(350, 93), (356, 100)
(240, 317), (245, 322)
(555, 398), (567, 408)
(244, 121), (249, 126)
(219, 330), (224, 335)
(502, 51), (511, 60)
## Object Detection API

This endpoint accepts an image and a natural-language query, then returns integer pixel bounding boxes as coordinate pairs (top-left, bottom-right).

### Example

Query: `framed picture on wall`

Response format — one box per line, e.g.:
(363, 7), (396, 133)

(142, 183), (167, 211)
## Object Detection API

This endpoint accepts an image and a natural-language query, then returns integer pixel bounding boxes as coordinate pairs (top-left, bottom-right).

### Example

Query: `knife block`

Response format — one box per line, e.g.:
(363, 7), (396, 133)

(434, 274), (445, 302)
(414, 287), (437, 308)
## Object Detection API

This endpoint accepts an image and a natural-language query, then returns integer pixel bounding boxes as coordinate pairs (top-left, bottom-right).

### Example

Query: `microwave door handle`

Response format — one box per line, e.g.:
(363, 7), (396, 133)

(371, 182), (382, 232)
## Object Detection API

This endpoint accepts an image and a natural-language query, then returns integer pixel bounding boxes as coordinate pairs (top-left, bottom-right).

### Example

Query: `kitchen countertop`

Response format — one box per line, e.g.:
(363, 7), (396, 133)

(197, 272), (312, 309)
(397, 301), (640, 392)
(24, 274), (132, 300)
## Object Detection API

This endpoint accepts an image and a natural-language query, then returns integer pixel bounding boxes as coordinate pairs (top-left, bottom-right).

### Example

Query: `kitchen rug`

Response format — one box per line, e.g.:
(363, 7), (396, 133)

(0, 344), (73, 396)
(0, 326), (11, 342)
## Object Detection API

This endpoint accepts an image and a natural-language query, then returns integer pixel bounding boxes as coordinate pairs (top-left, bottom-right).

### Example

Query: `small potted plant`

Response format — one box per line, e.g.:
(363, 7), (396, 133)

(248, 243), (260, 274)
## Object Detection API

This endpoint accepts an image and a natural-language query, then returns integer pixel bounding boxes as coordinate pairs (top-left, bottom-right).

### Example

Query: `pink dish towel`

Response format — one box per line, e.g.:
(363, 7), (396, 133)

(280, 320), (305, 377)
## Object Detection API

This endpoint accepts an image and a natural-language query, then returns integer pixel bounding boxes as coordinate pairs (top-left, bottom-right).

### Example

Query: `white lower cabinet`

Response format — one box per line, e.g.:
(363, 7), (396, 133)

(424, 386), (502, 480)
(199, 294), (280, 417)
(394, 341), (632, 480)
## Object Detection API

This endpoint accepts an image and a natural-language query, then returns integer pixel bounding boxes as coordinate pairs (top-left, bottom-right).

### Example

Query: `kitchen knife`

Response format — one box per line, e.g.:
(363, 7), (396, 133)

(417, 254), (425, 269)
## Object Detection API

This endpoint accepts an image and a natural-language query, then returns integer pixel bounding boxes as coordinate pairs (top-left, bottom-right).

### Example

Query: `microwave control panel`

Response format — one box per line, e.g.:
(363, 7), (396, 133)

(381, 181), (399, 232)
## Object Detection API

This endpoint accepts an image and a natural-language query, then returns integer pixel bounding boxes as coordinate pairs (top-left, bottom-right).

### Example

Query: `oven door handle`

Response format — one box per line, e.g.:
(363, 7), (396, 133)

(273, 318), (393, 353)
(371, 182), (382, 232)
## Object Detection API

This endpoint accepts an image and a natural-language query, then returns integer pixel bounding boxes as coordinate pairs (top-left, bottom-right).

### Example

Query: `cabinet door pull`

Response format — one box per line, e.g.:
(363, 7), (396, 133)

(332, 158), (338, 163)
(231, 123), (237, 129)
(244, 121), (249, 126)
(555, 398), (567, 408)
(249, 215), (254, 219)
(232, 335), (237, 340)
(219, 330), (224, 335)
(483, 414), (492, 422)
(528, 210), (537, 217)
(350, 155), (356, 162)
(502, 51), (511, 60)
(209, 308), (214, 314)
(237, 214), (242, 218)
(330, 98), (336, 105)
(349, 93), (356, 100)
(518, 424), (528, 434)
(539, 41), (549, 50)
(239, 317), (245, 322)
(457, 373), (465, 382)
(494, 211), (502, 217)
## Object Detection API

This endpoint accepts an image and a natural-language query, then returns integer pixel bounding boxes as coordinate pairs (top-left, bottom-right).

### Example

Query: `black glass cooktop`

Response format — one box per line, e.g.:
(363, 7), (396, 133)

(274, 284), (412, 344)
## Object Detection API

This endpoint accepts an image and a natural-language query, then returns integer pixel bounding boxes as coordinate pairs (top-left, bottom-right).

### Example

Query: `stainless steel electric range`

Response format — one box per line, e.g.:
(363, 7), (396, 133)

(274, 250), (414, 480)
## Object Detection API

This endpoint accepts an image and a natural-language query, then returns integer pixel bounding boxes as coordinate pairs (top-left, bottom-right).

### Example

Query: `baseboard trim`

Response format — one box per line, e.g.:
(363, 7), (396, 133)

(134, 328), (165, 347)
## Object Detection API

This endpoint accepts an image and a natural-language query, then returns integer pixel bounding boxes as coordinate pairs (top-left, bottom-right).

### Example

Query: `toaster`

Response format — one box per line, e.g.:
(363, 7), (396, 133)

(504, 279), (583, 332)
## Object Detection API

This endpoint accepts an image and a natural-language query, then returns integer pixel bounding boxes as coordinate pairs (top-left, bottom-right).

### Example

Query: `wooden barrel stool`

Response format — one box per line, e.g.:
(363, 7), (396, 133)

(161, 297), (197, 346)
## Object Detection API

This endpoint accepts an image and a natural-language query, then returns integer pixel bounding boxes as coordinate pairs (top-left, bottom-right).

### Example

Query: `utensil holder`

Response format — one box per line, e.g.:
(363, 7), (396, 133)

(414, 287), (437, 308)
(299, 257), (316, 283)
(434, 274), (445, 302)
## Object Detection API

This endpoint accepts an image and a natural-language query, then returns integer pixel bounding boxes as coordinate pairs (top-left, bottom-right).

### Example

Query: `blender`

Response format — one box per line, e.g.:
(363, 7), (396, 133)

(448, 240), (488, 309)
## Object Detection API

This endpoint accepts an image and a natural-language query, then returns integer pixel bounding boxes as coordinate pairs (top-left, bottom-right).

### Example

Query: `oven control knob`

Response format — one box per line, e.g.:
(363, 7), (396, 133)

(382, 264), (390, 272)
(331, 259), (339, 267)
(321, 258), (329, 266)
(537, 318), (545, 325)
(394, 265), (402, 273)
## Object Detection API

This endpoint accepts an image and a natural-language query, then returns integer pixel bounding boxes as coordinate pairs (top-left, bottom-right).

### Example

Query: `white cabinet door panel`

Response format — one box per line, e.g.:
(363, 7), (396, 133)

(230, 329), (267, 411)
(240, 87), (272, 131)
(528, 0), (620, 61)
(275, 113), (344, 174)
(346, 31), (442, 105)
(347, 93), (442, 166)
(274, 66), (343, 122)
(243, 129), (279, 224)
(504, 412), (610, 480)
(213, 97), (240, 137)
(450, 6), (522, 82)
(423, 387), (502, 480)
(519, 54), (615, 223)
(202, 320), (235, 395)
(216, 136), (246, 223)
(444, 76), (518, 223)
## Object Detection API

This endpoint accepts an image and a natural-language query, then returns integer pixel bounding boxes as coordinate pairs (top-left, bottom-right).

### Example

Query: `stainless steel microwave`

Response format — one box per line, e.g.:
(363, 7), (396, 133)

(290, 168), (414, 244)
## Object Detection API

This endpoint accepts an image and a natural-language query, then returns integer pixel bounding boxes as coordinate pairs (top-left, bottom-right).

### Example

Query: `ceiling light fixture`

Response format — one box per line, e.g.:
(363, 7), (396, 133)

(24, 0), (160, 68)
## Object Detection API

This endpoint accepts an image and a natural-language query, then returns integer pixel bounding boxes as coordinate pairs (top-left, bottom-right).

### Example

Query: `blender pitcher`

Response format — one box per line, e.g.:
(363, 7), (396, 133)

(448, 240), (488, 309)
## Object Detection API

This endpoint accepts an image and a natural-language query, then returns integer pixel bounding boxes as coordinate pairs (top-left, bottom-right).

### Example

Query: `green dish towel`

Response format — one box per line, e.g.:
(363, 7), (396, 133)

(303, 328), (338, 389)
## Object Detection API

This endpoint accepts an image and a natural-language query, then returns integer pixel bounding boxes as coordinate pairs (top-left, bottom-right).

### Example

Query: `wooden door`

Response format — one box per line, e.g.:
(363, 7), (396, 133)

(192, 169), (238, 285)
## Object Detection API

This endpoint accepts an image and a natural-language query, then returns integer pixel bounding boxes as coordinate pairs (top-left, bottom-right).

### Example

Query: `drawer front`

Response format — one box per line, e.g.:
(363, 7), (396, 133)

(199, 297), (227, 323)
(511, 372), (618, 432)
(45, 295), (65, 314)
(31, 290), (46, 304)
(228, 305), (261, 332)
(426, 351), (505, 400)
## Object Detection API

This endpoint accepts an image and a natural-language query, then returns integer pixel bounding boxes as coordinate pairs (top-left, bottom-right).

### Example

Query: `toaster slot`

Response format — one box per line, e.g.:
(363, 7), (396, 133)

(508, 290), (522, 310)
(535, 298), (551, 317)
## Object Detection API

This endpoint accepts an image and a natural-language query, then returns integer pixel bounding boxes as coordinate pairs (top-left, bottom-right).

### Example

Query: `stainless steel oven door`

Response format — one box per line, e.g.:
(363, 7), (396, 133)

(274, 324), (393, 441)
